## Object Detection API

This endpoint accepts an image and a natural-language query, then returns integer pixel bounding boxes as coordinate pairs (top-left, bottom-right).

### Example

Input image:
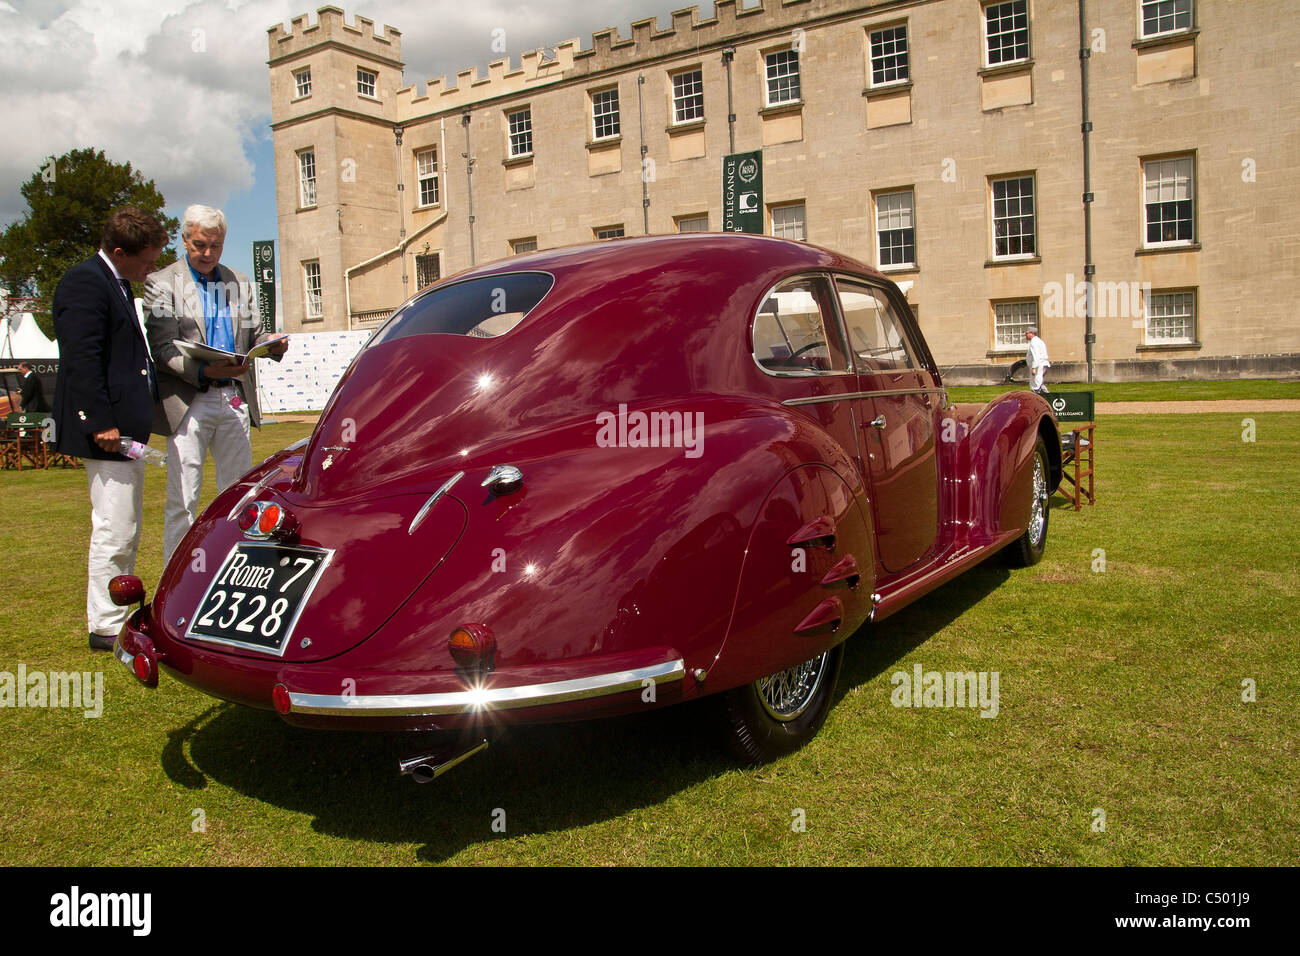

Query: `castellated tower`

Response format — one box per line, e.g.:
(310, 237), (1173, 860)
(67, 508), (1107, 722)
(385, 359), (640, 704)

(268, 7), (403, 331)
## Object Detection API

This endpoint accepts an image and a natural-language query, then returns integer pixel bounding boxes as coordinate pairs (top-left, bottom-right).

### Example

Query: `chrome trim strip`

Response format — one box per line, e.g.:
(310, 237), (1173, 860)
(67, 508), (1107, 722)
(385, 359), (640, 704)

(113, 642), (135, 674)
(253, 436), (309, 470)
(288, 658), (686, 717)
(408, 471), (464, 535)
(227, 466), (283, 521)
(782, 387), (944, 406)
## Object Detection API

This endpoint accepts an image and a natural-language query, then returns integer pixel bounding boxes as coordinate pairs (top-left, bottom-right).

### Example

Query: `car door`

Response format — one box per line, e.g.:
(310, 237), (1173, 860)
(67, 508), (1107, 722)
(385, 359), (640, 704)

(831, 276), (939, 574)
(719, 273), (874, 675)
(750, 273), (863, 490)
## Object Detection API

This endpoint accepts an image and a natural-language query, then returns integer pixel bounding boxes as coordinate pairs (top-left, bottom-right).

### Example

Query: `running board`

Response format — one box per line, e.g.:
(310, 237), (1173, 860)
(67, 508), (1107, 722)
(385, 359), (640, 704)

(870, 531), (1020, 622)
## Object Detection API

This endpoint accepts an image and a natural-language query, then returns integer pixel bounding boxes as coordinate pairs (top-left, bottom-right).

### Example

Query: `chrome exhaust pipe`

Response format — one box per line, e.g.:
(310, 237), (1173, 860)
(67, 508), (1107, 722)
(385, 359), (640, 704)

(399, 737), (490, 783)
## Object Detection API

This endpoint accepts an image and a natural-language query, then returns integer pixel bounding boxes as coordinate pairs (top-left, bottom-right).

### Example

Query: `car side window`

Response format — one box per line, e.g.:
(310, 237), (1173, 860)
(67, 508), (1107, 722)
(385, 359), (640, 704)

(752, 275), (850, 375)
(367, 272), (554, 347)
(833, 278), (916, 373)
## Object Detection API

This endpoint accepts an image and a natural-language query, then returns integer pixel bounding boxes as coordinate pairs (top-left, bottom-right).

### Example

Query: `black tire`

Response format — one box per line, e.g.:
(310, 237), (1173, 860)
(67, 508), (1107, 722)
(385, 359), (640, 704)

(1004, 436), (1050, 567)
(716, 643), (844, 762)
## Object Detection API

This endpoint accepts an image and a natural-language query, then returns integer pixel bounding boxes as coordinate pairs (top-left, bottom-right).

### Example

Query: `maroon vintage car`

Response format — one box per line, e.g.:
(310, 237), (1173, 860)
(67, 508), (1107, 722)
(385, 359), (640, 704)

(112, 234), (1060, 779)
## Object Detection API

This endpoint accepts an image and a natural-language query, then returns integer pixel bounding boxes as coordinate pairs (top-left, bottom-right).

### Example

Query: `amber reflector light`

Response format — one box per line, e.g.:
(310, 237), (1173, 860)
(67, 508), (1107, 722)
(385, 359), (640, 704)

(448, 624), (496, 669)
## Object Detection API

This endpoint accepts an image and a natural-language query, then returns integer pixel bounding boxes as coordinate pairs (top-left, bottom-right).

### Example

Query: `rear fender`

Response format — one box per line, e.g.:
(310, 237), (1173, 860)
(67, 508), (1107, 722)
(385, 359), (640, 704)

(323, 398), (867, 700)
(703, 461), (876, 693)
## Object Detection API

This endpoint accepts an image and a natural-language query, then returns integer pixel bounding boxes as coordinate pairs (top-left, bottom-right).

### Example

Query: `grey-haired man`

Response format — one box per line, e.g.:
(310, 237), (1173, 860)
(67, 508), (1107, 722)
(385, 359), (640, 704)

(144, 204), (288, 561)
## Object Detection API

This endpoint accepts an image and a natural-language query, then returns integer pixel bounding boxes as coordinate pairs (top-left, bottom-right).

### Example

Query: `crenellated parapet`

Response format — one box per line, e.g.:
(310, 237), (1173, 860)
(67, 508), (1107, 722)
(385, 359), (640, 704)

(394, 41), (579, 113)
(268, 5), (402, 66)
(390, 0), (826, 114)
(271, 0), (836, 117)
(569, 0), (817, 74)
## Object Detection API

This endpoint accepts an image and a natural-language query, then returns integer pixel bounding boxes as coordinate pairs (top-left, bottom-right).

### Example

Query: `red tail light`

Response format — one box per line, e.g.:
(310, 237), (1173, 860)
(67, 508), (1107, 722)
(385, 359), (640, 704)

(272, 684), (292, 715)
(123, 633), (159, 688)
(238, 504), (261, 532)
(258, 504), (283, 534)
(240, 501), (298, 541)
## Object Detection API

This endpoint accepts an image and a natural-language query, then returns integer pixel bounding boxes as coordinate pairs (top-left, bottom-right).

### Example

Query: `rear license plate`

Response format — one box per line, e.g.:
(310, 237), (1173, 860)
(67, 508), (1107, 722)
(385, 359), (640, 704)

(186, 543), (332, 655)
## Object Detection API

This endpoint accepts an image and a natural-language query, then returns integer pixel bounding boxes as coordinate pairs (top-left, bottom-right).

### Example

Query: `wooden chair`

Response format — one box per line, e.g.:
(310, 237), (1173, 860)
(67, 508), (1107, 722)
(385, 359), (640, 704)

(1059, 422), (1095, 510)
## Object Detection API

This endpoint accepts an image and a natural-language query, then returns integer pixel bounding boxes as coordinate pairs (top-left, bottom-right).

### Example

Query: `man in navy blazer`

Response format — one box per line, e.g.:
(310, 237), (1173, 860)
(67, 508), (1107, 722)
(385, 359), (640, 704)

(52, 207), (169, 650)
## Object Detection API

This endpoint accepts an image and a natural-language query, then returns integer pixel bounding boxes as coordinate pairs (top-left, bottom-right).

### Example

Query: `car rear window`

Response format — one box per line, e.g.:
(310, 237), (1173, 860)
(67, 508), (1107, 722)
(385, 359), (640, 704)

(367, 272), (554, 347)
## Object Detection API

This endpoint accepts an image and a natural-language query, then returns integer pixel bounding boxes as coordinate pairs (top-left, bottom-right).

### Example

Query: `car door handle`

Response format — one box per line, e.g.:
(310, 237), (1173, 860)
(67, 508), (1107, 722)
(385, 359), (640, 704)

(870, 414), (887, 429)
(794, 596), (843, 635)
(786, 515), (836, 551)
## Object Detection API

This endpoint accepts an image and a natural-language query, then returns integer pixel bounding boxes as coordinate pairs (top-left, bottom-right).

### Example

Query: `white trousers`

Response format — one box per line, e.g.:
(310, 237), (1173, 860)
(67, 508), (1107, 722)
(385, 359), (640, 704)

(85, 458), (146, 636)
(1031, 365), (1048, 392)
(164, 385), (252, 562)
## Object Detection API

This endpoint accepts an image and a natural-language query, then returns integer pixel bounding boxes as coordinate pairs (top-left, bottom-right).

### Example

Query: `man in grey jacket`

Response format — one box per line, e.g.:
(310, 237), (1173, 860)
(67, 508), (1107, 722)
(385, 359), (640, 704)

(145, 204), (288, 561)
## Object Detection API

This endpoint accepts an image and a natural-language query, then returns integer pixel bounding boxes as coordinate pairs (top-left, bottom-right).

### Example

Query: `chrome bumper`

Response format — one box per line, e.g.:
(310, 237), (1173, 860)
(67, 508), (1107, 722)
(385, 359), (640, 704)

(113, 641), (135, 673)
(286, 658), (686, 717)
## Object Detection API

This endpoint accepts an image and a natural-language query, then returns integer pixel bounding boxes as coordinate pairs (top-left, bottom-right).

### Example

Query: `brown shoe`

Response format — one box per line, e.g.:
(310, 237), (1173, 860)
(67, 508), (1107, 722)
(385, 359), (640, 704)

(88, 633), (115, 652)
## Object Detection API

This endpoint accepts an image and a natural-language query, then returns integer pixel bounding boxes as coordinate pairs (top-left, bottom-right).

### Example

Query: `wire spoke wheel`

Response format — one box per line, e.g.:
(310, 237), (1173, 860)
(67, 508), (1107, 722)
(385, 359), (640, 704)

(1005, 435), (1051, 567)
(1027, 451), (1047, 547)
(717, 642), (844, 762)
(757, 650), (830, 722)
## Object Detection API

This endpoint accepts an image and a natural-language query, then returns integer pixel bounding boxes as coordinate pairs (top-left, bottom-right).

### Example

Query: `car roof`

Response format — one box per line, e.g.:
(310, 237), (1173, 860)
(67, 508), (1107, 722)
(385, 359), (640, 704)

(373, 234), (918, 406)
(448, 233), (883, 295)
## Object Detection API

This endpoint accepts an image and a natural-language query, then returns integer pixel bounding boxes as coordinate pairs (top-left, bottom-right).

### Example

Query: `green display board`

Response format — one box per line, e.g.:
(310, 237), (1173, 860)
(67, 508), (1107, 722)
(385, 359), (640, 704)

(1047, 391), (1095, 423)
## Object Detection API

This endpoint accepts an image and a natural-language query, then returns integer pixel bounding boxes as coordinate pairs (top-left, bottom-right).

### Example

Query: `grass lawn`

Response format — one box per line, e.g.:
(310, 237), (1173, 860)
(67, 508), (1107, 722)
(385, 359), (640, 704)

(947, 378), (1300, 404)
(0, 414), (1296, 865)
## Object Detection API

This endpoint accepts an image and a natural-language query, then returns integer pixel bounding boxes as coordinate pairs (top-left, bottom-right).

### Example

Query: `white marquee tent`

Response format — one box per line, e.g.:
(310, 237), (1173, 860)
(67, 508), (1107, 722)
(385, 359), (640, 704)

(0, 312), (58, 359)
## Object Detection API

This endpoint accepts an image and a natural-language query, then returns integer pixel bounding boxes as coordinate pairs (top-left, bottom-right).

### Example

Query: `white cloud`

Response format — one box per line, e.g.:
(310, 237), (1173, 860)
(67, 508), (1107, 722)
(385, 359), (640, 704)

(0, 0), (704, 228)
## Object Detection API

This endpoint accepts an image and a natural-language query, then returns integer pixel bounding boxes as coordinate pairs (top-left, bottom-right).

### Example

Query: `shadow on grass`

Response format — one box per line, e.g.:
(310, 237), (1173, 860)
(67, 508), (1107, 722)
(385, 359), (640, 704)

(161, 561), (1010, 862)
(836, 559), (1010, 696)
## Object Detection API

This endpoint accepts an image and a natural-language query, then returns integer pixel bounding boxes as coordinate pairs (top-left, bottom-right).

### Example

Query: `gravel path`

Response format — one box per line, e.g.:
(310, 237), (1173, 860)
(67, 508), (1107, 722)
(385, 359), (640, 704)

(1094, 400), (1300, 414)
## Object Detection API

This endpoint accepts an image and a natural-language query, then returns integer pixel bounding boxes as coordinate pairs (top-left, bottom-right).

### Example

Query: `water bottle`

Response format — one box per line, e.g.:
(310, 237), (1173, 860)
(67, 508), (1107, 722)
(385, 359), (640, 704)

(119, 437), (168, 467)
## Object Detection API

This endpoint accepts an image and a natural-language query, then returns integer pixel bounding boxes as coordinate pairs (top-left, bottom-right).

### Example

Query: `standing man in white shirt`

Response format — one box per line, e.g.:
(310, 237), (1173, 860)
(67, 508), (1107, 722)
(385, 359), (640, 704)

(1025, 327), (1051, 395)
(144, 205), (288, 562)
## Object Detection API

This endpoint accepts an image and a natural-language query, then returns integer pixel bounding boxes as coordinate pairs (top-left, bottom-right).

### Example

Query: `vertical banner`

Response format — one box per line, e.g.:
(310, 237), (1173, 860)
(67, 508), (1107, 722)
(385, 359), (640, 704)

(722, 150), (763, 234)
(253, 240), (277, 333)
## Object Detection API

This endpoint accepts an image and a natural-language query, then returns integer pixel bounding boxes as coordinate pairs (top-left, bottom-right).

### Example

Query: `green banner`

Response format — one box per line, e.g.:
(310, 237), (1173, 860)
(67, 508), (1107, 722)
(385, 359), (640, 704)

(1047, 391), (1095, 423)
(253, 240), (277, 333)
(722, 150), (763, 234)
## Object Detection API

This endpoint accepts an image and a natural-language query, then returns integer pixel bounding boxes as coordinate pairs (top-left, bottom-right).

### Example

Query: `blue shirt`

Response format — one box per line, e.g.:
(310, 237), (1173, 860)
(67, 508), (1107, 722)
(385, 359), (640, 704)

(188, 260), (234, 353)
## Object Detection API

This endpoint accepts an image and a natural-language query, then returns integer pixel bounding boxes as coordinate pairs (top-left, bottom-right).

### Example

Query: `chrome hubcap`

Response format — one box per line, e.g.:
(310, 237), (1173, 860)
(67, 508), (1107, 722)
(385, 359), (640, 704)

(758, 651), (830, 722)
(1028, 452), (1047, 547)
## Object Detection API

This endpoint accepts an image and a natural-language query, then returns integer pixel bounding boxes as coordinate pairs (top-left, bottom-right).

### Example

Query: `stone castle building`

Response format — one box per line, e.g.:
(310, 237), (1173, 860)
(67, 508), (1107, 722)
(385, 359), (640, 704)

(267, 0), (1300, 381)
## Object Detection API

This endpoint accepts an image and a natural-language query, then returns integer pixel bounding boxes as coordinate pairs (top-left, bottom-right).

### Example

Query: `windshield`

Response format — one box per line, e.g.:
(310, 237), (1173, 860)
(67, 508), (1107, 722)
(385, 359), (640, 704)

(367, 272), (554, 347)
